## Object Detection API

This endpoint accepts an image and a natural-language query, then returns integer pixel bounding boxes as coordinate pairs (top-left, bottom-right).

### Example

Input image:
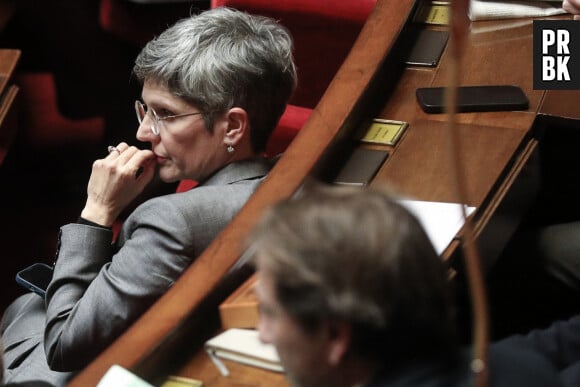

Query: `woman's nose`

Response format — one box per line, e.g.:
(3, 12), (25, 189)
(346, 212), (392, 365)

(136, 121), (155, 142)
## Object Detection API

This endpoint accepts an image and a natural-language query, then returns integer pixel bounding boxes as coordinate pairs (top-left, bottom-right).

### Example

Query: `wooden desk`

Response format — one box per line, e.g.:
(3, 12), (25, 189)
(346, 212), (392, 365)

(0, 49), (20, 167)
(69, 2), (579, 386)
(373, 20), (543, 266)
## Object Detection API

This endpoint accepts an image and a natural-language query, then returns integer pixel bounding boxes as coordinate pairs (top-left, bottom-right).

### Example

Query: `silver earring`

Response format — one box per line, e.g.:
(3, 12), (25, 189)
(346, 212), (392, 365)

(227, 145), (235, 153)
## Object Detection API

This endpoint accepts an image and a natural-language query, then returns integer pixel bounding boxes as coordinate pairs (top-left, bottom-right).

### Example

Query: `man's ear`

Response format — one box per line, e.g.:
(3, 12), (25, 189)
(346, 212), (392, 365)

(223, 107), (249, 146)
(326, 321), (352, 366)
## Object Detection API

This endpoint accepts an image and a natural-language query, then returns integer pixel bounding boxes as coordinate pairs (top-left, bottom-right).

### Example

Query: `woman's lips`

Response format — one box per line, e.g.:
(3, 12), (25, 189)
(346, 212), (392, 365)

(155, 155), (169, 164)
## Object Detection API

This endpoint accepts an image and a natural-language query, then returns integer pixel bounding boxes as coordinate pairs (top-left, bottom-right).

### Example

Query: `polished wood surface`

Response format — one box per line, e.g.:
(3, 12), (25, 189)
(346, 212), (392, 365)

(371, 16), (555, 267)
(0, 49), (20, 167)
(0, 49), (19, 89)
(540, 90), (580, 120)
(69, 3), (580, 386)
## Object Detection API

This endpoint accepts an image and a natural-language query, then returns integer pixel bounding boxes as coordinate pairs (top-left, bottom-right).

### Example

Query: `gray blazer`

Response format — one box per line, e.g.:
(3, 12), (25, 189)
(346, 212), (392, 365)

(1, 158), (271, 386)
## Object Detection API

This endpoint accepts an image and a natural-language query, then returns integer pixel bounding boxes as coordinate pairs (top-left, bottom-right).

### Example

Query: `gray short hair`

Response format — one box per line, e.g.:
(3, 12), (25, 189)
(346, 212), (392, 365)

(133, 7), (297, 152)
(249, 181), (457, 363)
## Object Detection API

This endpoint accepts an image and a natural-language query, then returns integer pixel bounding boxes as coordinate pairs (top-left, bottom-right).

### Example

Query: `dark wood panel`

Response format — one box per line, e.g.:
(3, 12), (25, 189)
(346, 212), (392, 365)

(0, 85), (18, 165)
(540, 90), (580, 120)
(0, 49), (20, 167)
(0, 49), (19, 94)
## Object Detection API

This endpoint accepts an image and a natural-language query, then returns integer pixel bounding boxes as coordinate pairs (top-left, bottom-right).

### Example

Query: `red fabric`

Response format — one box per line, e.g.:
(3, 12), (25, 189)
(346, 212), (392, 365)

(211, 0), (374, 23)
(99, 0), (148, 44)
(211, 0), (375, 108)
(265, 104), (311, 158)
(15, 72), (104, 147)
(99, 0), (210, 45)
(100, 0), (374, 107)
(176, 179), (199, 192)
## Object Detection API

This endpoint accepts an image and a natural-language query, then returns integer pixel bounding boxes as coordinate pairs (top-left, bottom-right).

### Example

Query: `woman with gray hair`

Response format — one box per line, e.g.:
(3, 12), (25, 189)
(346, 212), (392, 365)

(1, 7), (296, 386)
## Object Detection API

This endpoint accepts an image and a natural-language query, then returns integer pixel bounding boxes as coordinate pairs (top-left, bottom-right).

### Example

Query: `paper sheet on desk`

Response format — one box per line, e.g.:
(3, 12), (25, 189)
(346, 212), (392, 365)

(97, 365), (154, 387)
(205, 328), (283, 375)
(398, 200), (476, 255)
(469, 0), (566, 21)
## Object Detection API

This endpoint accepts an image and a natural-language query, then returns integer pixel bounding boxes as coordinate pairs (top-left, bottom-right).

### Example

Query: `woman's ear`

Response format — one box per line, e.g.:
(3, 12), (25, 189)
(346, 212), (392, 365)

(224, 107), (249, 146)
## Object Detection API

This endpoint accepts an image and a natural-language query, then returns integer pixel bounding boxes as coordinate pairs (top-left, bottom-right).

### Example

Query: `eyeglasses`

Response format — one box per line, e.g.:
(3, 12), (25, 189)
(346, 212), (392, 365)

(135, 100), (205, 136)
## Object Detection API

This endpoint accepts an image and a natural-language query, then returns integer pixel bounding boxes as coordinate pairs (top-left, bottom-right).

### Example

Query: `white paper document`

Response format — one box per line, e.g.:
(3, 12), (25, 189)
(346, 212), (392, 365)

(97, 365), (154, 387)
(469, 0), (566, 21)
(398, 199), (476, 255)
(205, 328), (283, 375)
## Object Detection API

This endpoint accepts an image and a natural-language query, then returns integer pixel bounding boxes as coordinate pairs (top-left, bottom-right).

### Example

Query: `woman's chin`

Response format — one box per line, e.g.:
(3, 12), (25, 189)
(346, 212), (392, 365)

(158, 169), (181, 183)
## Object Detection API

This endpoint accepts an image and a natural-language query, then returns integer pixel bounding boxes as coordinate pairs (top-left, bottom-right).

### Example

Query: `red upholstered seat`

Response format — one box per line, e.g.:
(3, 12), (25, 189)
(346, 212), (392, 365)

(100, 0), (374, 109)
(99, 0), (210, 45)
(211, 0), (376, 109)
(15, 72), (105, 148)
(265, 104), (311, 158)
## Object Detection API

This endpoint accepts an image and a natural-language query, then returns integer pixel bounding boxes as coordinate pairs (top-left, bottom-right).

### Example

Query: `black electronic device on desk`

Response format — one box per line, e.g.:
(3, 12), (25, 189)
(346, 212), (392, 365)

(416, 85), (529, 114)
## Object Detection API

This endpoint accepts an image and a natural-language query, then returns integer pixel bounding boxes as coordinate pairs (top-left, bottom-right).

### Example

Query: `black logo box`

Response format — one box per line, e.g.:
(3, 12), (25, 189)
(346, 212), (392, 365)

(534, 20), (580, 90)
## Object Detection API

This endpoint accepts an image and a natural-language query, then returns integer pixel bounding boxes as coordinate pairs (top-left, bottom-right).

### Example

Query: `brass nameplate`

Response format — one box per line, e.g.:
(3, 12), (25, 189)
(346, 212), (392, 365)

(414, 1), (450, 25)
(360, 119), (408, 146)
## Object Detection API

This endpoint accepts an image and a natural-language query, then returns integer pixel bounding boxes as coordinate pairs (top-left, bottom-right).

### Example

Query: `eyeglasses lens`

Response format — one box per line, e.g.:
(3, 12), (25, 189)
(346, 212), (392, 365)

(135, 101), (159, 135)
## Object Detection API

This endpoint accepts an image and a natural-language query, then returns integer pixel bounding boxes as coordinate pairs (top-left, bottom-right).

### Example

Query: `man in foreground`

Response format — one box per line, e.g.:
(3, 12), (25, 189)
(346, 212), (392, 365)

(247, 182), (563, 387)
